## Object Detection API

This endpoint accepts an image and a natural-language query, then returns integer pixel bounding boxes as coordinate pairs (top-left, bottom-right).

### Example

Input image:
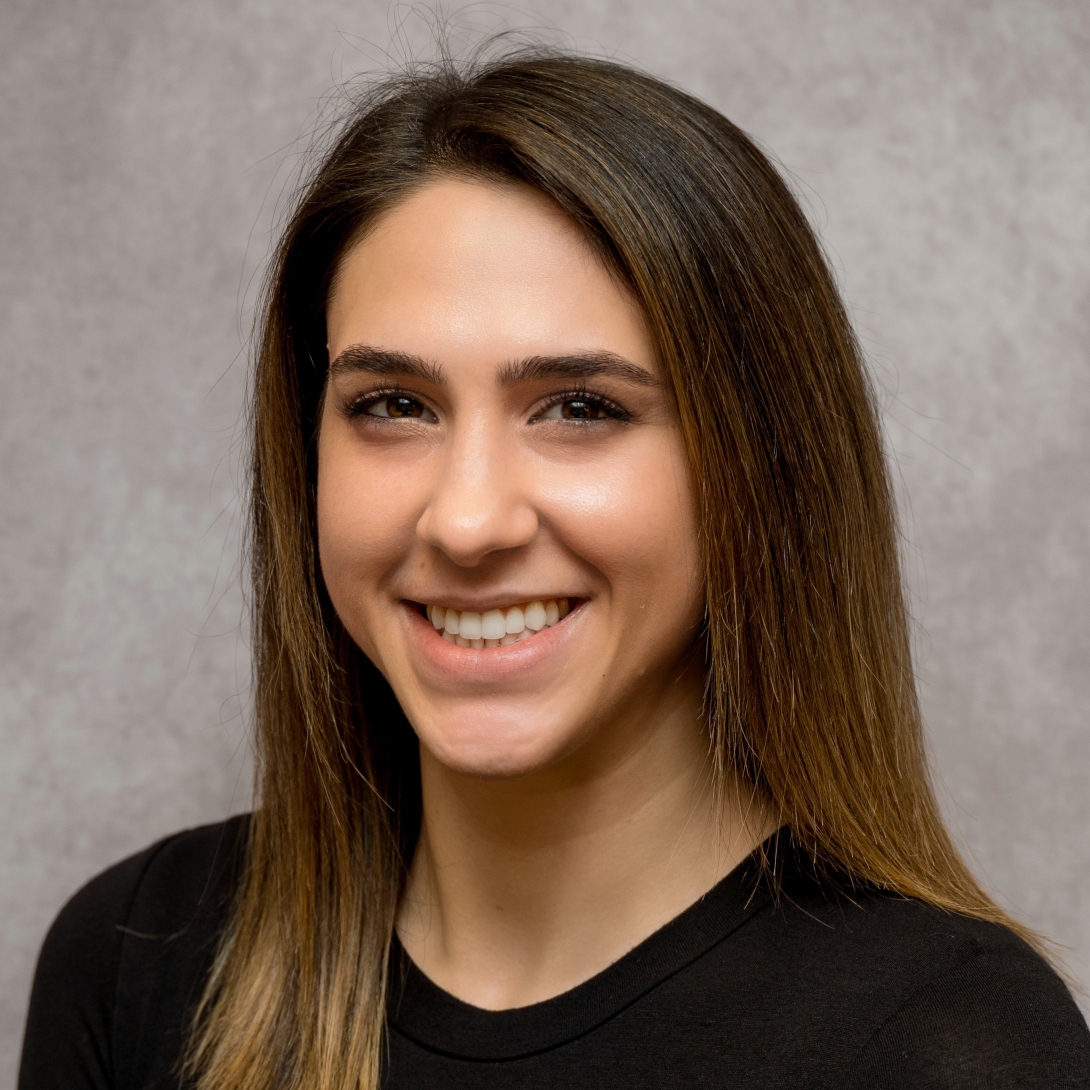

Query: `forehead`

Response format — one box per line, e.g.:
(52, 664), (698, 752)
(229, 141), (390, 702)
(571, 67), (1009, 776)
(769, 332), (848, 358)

(325, 178), (655, 375)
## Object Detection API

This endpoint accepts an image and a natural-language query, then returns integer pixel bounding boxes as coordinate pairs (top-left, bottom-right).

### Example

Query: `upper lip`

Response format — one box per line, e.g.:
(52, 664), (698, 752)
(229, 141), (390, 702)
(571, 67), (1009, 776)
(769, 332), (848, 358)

(404, 594), (580, 612)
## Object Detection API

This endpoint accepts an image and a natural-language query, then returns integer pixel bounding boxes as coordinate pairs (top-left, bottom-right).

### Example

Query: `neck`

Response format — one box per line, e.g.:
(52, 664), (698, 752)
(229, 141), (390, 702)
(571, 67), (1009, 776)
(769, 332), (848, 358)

(395, 675), (776, 1010)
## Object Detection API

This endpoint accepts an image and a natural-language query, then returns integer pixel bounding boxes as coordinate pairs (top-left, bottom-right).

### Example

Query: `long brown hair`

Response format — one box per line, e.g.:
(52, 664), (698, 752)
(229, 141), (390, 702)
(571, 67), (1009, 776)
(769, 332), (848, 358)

(187, 48), (1042, 1090)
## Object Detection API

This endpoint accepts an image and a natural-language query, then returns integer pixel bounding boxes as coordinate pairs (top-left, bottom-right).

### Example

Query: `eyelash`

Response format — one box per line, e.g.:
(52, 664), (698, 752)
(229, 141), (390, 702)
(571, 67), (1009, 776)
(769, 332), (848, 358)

(340, 387), (633, 424)
(531, 388), (633, 424)
(341, 388), (424, 421)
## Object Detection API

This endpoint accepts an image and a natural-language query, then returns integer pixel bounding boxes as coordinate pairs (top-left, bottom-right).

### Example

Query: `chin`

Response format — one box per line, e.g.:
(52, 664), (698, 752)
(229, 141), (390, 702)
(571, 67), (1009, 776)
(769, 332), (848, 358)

(416, 709), (576, 779)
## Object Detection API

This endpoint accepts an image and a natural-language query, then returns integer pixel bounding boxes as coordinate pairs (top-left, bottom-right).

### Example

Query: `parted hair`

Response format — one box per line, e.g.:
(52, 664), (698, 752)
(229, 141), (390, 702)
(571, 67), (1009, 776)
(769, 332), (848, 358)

(186, 48), (1042, 1090)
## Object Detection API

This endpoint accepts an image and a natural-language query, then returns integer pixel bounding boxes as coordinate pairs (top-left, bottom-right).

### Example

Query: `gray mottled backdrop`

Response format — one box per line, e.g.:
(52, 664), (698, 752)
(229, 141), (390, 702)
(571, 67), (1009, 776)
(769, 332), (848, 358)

(2, 0), (1087, 1079)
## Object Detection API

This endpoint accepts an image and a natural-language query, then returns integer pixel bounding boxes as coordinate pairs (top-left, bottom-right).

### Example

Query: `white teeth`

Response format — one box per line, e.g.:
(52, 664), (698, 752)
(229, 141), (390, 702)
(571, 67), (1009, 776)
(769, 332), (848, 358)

(481, 609), (506, 640)
(431, 598), (570, 647)
(524, 601), (547, 631)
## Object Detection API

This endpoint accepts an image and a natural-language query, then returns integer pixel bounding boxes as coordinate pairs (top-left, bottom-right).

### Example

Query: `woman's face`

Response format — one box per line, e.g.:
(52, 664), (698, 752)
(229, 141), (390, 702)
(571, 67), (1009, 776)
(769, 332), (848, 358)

(319, 178), (703, 778)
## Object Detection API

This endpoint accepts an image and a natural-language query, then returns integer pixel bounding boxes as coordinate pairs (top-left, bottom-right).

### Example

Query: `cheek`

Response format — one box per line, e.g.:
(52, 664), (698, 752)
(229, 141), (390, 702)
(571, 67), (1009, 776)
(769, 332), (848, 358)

(315, 433), (423, 630)
(542, 433), (701, 618)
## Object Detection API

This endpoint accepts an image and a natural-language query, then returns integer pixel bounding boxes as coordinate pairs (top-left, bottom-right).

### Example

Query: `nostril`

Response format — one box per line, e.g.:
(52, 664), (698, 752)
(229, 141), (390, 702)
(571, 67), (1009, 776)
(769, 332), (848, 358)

(415, 488), (541, 568)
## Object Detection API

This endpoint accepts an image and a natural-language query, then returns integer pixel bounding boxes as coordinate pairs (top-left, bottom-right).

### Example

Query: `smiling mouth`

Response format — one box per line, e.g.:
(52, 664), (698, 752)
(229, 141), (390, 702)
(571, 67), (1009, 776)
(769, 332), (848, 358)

(418, 598), (573, 648)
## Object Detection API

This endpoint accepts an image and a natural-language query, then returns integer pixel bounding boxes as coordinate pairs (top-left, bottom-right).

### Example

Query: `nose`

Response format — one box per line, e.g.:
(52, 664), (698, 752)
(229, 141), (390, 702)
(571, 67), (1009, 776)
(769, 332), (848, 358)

(415, 418), (539, 567)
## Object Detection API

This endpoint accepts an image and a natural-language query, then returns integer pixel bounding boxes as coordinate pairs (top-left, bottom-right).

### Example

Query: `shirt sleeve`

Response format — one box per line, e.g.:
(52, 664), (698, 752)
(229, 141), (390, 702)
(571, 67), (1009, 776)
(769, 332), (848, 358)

(845, 940), (1090, 1089)
(18, 842), (166, 1090)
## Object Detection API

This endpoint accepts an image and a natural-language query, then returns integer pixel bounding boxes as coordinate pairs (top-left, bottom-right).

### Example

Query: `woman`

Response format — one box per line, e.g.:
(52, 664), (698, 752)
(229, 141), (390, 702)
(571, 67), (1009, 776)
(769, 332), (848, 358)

(20, 50), (1090, 1090)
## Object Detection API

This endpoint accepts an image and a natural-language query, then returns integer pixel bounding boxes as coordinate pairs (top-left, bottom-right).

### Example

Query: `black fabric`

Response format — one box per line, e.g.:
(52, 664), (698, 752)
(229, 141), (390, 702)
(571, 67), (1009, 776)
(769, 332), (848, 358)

(19, 817), (1090, 1089)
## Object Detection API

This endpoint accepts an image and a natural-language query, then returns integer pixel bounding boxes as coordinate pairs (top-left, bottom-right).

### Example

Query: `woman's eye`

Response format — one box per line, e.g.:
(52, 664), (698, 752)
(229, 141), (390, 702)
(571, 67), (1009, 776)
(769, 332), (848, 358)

(365, 396), (433, 420)
(540, 398), (609, 421)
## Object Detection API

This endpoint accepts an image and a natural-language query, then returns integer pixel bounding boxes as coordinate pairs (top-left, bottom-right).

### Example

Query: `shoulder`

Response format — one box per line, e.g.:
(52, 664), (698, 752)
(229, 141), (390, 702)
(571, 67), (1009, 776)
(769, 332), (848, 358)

(19, 815), (249, 1090)
(42, 813), (248, 967)
(768, 872), (1045, 971)
(746, 874), (1090, 1087)
(844, 911), (1090, 1087)
(117, 813), (250, 934)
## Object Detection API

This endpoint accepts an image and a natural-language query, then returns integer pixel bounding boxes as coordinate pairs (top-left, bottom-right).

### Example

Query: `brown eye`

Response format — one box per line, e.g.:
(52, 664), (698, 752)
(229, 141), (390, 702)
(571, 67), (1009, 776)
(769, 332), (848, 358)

(561, 399), (602, 420)
(536, 393), (630, 424)
(367, 396), (429, 419)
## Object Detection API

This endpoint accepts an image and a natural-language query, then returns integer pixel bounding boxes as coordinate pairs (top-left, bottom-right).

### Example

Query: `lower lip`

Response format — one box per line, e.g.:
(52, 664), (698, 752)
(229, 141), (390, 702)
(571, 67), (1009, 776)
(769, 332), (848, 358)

(401, 601), (585, 683)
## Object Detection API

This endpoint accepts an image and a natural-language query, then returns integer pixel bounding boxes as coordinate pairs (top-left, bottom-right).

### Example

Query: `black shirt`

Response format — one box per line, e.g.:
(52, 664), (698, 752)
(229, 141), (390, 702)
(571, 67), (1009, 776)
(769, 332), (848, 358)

(19, 816), (1090, 1089)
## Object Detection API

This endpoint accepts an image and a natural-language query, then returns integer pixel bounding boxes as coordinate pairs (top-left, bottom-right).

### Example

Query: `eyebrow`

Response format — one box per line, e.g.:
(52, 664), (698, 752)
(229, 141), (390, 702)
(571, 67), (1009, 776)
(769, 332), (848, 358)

(328, 345), (445, 385)
(329, 345), (659, 389)
(497, 352), (660, 389)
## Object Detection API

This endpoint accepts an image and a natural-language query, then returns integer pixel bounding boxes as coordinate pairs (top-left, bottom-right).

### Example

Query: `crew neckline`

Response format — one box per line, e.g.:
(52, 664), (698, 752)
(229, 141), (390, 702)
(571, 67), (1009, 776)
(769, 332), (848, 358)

(387, 838), (777, 1061)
